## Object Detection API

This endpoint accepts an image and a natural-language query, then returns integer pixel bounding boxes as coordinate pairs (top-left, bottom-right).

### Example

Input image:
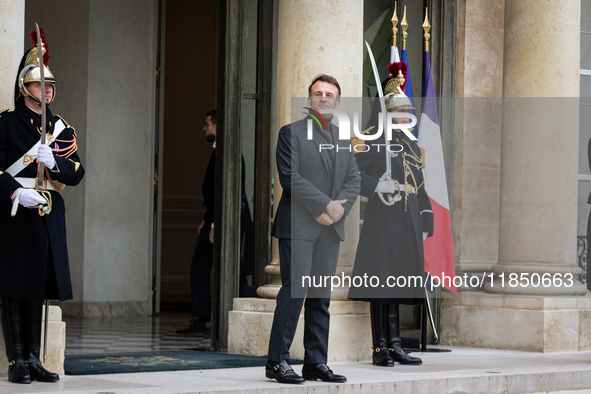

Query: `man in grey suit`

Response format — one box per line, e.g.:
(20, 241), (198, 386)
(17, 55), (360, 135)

(265, 74), (361, 384)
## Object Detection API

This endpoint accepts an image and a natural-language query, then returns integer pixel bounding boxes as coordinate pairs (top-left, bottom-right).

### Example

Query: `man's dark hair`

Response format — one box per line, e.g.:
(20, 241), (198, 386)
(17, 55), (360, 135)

(308, 74), (341, 98)
(206, 109), (217, 125)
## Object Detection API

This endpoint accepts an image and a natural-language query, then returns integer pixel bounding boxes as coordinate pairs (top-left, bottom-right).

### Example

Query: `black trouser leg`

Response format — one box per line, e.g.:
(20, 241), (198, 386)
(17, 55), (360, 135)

(190, 227), (213, 319)
(387, 303), (422, 365)
(1, 298), (31, 384)
(267, 239), (307, 363)
(22, 300), (59, 382)
(370, 302), (393, 367)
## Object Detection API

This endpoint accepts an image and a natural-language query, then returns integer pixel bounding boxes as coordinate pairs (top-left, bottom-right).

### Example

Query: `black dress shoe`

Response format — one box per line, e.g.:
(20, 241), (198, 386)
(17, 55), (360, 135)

(389, 345), (422, 365)
(372, 346), (394, 367)
(7, 360), (31, 384)
(265, 360), (305, 384)
(176, 319), (211, 335)
(302, 363), (347, 383)
(28, 361), (59, 382)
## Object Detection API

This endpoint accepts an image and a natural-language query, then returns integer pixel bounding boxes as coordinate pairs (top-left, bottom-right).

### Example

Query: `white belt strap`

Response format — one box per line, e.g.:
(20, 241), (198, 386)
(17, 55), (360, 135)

(14, 177), (58, 191)
(5, 119), (66, 177)
(395, 183), (416, 194)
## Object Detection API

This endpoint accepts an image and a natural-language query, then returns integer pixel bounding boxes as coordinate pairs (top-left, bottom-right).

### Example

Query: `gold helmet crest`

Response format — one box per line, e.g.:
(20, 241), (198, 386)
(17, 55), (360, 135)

(17, 28), (57, 104)
(384, 62), (414, 111)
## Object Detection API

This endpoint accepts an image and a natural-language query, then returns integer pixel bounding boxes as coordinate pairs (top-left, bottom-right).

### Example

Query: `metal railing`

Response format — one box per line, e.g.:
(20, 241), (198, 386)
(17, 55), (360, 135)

(577, 236), (588, 284)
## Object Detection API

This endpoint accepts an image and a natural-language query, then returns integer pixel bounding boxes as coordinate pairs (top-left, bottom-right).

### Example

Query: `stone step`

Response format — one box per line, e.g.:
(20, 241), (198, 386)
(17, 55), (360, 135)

(0, 347), (590, 393)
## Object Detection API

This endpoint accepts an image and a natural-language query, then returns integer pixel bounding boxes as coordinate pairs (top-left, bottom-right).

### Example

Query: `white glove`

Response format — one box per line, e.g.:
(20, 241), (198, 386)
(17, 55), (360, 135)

(38, 144), (56, 169)
(377, 180), (396, 194)
(12, 188), (46, 207)
(423, 232), (428, 241)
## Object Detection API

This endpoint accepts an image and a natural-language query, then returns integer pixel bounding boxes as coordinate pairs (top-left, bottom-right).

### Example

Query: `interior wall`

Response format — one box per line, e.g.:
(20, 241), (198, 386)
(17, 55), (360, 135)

(83, 0), (156, 307)
(160, 0), (219, 303)
(26, 0), (157, 316)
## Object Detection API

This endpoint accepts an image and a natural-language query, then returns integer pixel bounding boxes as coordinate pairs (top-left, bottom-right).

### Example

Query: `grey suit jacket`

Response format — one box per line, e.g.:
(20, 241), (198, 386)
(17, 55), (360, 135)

(271, 117), (361, 241)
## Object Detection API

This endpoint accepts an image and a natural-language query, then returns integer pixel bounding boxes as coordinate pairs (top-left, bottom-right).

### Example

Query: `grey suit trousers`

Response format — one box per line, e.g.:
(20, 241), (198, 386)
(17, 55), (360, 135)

(267, 225), (340, 364)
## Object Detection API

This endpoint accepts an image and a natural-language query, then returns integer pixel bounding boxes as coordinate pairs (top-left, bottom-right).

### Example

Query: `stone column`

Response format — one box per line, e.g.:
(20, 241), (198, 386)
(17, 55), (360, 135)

(441, 0), (591, 353)
(451, 0), (505, 290)
(258, 1), (363, 299)
(0, 0), (24, 109)
(231, 0), (371, 361)
(487, 0), (585, 295)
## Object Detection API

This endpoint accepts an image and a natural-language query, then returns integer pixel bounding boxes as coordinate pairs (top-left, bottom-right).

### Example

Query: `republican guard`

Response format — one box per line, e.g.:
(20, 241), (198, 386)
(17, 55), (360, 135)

(0, 27), (84, 384)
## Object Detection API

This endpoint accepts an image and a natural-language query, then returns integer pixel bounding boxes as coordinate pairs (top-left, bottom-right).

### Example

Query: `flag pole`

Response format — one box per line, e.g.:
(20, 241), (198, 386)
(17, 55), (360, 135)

(419, 7), (441, 347)
(401, 6), (408, 51)
(423, 8), (431, 53)
(391, 2), (398, 47)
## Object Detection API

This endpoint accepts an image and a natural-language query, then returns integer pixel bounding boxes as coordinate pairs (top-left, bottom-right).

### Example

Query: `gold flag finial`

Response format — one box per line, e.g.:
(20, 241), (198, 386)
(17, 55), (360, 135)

(423, 7), (431, 52)
(401, 6), (409, 51)
(391, 2), (399, 47)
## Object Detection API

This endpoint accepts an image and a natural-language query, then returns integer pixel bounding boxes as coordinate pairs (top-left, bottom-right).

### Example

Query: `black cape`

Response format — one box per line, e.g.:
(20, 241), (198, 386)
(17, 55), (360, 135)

(0, 103), (85, 301)
(348, 131), (433, 305)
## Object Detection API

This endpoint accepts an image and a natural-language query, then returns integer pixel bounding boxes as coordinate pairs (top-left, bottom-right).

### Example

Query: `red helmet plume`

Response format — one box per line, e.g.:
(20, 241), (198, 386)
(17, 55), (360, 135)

(29, 28), (50, 66)
(387, 62), (408, 92)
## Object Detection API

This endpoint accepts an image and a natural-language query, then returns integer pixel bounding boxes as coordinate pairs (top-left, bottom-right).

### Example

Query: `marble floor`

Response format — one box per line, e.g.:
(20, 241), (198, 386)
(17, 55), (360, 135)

(64, 313), (211, 356)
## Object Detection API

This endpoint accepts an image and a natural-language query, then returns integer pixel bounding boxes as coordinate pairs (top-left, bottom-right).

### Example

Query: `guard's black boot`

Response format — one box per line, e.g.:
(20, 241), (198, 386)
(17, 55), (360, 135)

(370, 302), (393, 367)
(1, 298), (31, 384)
(387, 303), (422, 365)
(22, 300), (59, 382)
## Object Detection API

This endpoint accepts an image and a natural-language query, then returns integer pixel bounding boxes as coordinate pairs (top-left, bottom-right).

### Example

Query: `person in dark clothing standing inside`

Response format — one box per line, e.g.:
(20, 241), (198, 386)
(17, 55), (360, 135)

(0, 29), (85, 384)
(177, 110), (253, 334)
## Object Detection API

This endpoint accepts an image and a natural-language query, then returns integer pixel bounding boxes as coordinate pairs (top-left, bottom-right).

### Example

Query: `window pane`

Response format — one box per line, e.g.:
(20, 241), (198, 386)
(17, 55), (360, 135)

(583, 0), (591, 32)
(582, 74), (591, 98)
(582, 33), (591, 70)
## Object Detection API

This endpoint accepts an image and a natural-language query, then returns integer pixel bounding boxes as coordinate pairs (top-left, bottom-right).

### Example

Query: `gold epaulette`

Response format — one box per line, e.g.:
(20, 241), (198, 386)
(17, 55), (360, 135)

(55, 114), (77, 137)
(420, 147), (426, 167)
(351, 134), (364, 149)
(0, 108), (9, 117)
(351, 126), (375, 152)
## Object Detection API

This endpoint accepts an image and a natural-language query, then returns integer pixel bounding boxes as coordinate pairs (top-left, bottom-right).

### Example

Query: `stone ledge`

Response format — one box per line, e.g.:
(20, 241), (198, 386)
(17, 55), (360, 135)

(232, 298), (370, 315)
(442, 292), (591, 310)
(441, 294), (591, 352)
(229, 298), (371, 362)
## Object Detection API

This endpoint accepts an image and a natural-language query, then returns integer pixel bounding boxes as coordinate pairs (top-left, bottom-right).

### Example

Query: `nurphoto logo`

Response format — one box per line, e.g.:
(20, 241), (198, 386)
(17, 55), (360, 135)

(305, 107), (417, 153)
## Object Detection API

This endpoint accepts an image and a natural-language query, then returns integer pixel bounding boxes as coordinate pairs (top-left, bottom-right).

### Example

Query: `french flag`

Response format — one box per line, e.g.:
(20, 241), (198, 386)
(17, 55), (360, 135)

(418, 48), (457, 295)
(389, 45), (400, 71)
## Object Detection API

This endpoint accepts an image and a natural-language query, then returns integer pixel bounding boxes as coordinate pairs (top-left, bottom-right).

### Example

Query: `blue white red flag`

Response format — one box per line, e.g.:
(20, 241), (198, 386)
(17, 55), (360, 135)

(389, 45), (400, 73)
(417, 49), (457, 295)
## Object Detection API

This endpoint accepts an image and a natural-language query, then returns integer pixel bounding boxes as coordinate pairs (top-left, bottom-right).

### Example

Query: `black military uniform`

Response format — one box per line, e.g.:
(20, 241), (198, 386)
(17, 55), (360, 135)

(0, 32), (84, 384)
(348, 64), (432, 367)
